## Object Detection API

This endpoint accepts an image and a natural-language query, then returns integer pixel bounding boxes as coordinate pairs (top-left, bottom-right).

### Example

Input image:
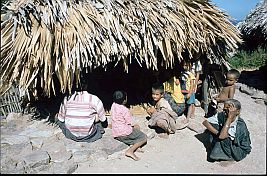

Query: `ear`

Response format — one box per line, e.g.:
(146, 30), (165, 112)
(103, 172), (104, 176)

(236, 109), (241, 115)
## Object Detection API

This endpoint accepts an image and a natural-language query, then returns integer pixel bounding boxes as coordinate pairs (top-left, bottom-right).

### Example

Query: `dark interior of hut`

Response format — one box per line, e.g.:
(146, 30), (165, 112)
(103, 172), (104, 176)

(26, 54), (186, 122)
(24, 51), (237, 122)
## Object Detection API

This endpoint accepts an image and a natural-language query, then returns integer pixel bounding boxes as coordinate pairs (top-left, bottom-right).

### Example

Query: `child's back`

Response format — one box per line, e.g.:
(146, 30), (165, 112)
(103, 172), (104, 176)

(111, 90), (147, 161)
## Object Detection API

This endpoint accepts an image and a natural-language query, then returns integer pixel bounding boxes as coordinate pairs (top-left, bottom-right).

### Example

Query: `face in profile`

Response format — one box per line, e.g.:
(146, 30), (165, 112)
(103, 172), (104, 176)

(225, 73), (237, 86)
(152, 89), (162, 102)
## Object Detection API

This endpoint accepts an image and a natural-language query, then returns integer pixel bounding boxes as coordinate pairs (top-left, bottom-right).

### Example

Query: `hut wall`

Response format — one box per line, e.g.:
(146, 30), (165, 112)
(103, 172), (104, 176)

(0, 85), (22, 116)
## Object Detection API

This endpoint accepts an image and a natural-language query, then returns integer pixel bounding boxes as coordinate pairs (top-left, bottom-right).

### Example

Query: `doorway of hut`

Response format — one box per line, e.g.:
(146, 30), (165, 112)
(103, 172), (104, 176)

(80, 59), (178, 111)
(26, 58), (181, 121)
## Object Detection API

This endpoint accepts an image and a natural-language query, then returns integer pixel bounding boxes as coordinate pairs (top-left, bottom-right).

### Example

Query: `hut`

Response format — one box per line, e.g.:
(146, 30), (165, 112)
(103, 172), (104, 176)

(238, 0), (267, 50)
(0, 0), (242, 114)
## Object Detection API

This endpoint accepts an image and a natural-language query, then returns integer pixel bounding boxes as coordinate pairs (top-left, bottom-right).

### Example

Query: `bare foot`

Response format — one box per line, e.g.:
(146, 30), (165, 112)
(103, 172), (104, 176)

(190, 114), (195, 119)
(136, 148), (145, 153)
(125, 151), (140, 161)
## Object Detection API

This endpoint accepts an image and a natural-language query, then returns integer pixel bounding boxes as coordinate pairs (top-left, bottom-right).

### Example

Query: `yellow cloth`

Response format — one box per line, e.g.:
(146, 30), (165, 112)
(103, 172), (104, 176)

(185, 71), (196, 91)
(163, 77), (185, 103)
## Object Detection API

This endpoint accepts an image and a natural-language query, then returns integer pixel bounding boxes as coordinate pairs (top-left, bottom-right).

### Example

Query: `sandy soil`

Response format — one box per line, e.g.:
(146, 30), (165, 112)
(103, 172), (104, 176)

(74, 89), (266, 174)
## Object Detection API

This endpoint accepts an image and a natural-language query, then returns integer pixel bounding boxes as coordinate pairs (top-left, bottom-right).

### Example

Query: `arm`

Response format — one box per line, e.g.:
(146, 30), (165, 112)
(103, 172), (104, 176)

(218, 104), (238, 139)
(95, 98), (106, 122)
(228, 86), (235, 99)
(124, 109), (133, 126)
(202, 120), (219, 136)
(187, 77), (196, 98)
(57, 98), (67, 122)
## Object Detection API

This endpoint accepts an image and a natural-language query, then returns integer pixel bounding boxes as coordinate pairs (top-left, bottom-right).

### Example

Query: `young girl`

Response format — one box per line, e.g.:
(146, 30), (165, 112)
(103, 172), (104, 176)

(180, 60), (196, 123)
(111, 90), (147, 161)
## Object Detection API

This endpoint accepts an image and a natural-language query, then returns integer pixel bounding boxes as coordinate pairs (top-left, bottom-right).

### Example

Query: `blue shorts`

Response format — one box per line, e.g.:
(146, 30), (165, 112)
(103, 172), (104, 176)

(185, 93), (195, 105)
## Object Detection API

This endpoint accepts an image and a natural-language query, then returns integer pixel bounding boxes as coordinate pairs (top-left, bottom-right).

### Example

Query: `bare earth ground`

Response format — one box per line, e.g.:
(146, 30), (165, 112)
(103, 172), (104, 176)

(74, 89), (266, 174)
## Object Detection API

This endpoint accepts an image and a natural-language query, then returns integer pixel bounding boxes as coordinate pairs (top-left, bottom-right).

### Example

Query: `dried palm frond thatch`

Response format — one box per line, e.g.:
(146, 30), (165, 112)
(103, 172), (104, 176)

(1, 0), (242, 97)
(238, 0), (267, 49)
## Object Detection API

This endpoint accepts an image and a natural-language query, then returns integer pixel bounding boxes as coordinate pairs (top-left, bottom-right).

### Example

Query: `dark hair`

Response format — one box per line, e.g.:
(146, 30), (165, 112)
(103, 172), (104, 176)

(152, 83), (164, 94)
(227, 69), (240, 79)
(225, 99), (241, 110)
(113, 90), (127, 104)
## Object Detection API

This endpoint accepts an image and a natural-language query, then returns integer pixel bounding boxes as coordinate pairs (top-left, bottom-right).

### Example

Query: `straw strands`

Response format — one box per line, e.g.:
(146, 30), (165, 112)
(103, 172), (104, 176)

(1, 0), (242, 97)
(238, 0), (267, 38)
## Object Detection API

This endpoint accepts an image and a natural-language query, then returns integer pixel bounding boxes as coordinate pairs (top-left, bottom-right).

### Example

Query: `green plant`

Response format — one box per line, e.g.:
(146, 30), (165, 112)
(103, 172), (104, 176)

(228, 46), (267, 70)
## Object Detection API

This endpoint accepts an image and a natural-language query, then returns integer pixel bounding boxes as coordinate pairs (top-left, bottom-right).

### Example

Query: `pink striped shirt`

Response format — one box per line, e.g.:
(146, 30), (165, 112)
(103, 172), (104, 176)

(111, 102), (133, 138)
(57, 91), (106, 137)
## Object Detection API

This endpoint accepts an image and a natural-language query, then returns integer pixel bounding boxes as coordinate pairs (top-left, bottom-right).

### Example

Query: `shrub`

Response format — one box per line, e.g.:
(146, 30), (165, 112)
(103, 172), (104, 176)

(228, 46), (267, 70)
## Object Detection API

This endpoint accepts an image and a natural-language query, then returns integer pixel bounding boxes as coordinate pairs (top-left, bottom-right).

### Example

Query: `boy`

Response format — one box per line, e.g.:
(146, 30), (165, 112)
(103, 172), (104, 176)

(146, 83), (178, 137)
(212, 69), (240, 112)
(202, 99), (251, 161)
(215, 69), (240, 103)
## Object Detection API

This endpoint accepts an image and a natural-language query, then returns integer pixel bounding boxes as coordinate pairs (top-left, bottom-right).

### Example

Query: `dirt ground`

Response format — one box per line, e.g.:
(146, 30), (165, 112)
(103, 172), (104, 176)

(74, 89), (266, 174)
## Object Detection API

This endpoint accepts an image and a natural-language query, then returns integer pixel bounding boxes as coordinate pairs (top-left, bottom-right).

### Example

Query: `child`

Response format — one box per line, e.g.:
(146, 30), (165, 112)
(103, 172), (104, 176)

(146, 83), (178, 137)
(180, 60), (196, 123)
(214, 69), (240, 103)
(111, 90), (147, 161)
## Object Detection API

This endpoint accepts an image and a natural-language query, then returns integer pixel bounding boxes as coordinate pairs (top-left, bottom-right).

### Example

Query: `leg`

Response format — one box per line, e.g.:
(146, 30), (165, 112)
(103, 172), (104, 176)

(191, 104), (195, 119)
(125, 139), (147, 161)
(156, 119), (169, 133)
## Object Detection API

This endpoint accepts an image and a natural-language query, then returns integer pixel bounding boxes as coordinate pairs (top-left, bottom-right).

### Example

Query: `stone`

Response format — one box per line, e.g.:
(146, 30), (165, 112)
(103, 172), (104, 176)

(19, 128), (53, 138)
(100, 136), (128, 155)
(239, 85), (256, 96)
(1, 135), (29, 145)
(23, 150), (50, 170)
(72, 150), (93, 163)
(30, 138), (43, 149)
(49, 150), (72, 163)
(90, 150), (108, 162)
(39, 159), (78, 174)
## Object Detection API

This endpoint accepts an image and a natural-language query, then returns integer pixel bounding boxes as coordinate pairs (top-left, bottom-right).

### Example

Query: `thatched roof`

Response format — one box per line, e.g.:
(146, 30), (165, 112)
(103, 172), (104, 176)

(238, 0), (267, 37)
(0, 0), (242, 97)
(238, 0), (267, 49)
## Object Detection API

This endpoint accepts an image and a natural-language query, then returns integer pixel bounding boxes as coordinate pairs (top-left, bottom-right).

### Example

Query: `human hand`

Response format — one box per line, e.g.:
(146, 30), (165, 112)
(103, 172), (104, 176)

(133, 124), (140, 130)
(146, 107), (156, 115)
(226, 103), (238, 122)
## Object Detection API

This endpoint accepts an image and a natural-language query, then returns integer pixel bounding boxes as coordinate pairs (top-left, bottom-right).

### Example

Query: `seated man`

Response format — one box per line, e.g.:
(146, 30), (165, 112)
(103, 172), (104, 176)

(55, 81), (107, 142)
(202, 99), (251, 161)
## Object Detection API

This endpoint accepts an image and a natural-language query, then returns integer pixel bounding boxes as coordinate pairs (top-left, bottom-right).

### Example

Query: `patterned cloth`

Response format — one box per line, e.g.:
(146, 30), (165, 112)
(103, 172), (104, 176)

(57, 91), (106, 137)
(163, 77), (185, 104)
(111, 102), (133, 138)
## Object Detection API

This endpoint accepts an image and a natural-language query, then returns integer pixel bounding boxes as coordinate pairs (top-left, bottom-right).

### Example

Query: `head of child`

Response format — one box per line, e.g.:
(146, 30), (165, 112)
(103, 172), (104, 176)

(225, 69), (240, 86)
(113, 90), (127, 105)
(182, 60), (192, 71)
(151, 83), (164, 103)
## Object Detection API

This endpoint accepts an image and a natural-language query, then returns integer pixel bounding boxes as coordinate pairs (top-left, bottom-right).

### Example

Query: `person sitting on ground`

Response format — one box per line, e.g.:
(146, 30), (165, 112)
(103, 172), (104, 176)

(213, 69), (240, 105)
(163, 75), (186, 117)
(179, 60), (196, 123)
(146, 83), (179, 137)
(202, 99), (251, 161)
(55, 80), (107, 143)
(111, 90), (147, 161)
